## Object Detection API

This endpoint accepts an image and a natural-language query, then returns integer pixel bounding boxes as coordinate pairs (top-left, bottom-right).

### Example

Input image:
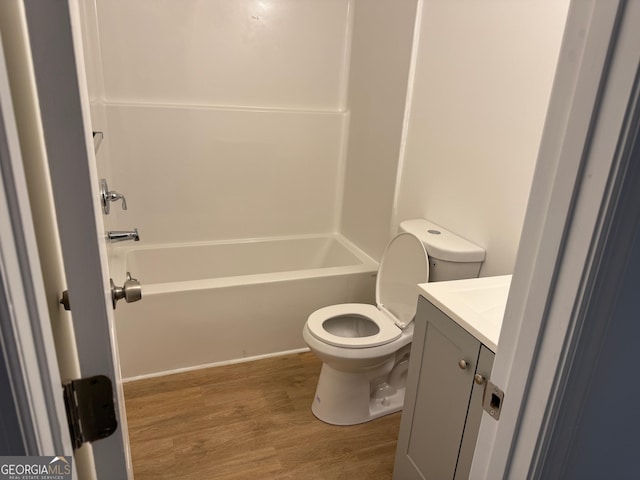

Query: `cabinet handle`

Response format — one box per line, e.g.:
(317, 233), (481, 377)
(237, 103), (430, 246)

(474, 374), (486, 385)
(458, 359), (468, 370)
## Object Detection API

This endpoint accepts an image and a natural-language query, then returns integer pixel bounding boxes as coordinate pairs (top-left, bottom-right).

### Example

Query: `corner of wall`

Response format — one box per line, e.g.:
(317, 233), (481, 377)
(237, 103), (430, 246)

(338, 0), (419, 261)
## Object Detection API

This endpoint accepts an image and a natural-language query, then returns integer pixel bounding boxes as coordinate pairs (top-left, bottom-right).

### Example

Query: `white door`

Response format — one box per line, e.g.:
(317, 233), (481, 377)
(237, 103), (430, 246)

(15, 1), (133, 478)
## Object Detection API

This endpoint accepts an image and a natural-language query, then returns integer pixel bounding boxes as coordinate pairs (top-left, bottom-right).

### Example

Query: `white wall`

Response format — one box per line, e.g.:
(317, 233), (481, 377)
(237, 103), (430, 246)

(340, 0), (419, 261)
(395, 0), (570, 276)
(82, 0), (352, 244)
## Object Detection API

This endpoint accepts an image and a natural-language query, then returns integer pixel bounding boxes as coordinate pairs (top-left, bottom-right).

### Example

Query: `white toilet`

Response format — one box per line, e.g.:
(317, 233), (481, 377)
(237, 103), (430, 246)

(302, 219), (485, 425)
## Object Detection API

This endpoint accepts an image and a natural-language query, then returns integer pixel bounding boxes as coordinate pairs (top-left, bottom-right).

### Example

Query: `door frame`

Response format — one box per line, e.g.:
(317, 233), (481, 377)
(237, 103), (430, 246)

(471, 0), (640, 477)
(0, 30), (73, 461)
(17, 0), (132, 477)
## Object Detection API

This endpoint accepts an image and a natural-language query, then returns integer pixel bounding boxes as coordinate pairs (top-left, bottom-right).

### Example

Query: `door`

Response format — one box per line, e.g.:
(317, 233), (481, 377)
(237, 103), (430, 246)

(19, 1), (132, 478)
(0, 27), (74, 462)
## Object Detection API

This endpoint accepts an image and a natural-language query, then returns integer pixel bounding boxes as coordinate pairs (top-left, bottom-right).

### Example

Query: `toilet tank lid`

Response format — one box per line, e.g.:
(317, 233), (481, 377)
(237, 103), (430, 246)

(399, 219), (485, 263)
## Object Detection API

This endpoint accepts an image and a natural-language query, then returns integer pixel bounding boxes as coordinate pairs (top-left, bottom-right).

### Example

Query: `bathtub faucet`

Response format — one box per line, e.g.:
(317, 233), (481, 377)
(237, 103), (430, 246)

(107, 228), (140, 243)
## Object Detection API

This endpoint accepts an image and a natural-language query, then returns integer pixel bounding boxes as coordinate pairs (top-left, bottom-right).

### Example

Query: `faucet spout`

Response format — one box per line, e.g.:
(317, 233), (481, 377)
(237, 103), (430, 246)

(107, 228), (140, 243)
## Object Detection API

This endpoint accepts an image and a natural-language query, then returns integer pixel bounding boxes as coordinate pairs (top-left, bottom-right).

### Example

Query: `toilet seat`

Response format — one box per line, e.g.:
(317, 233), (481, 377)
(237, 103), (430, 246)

(306, 232), (430, 349)
(307, 304), (402, 348)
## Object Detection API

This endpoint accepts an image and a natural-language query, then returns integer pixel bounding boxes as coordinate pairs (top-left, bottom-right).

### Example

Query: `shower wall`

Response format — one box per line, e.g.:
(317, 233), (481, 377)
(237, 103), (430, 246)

(81, 0), (354, 244)
(339, 0), (419, 261)
(80, 0), (570, 277)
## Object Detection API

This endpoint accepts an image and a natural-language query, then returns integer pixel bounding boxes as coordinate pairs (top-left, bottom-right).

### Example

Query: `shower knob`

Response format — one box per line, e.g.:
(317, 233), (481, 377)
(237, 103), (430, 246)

(110, 272), (142, 309)
(100, 179), (128, 215)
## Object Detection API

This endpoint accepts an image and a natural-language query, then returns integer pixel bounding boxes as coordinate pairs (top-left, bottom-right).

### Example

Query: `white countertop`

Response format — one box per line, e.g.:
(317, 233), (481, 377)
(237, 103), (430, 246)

(417, 275), (512, 352)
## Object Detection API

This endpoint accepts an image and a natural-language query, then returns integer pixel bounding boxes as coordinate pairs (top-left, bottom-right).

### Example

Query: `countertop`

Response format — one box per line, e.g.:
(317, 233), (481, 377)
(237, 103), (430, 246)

(417, 275), (512, 352)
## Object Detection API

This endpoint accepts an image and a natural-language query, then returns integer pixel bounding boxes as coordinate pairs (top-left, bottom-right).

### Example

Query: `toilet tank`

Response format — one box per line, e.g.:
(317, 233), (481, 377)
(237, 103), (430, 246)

(398, 219), (485, 282)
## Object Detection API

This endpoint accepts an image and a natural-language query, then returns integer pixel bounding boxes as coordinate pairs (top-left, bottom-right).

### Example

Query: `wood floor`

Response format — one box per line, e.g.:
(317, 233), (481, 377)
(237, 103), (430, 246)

(123, 352), (401, 479)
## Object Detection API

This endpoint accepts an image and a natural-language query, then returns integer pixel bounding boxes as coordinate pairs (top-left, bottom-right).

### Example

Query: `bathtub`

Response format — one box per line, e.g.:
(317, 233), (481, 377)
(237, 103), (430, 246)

(111, 234), (378, 379)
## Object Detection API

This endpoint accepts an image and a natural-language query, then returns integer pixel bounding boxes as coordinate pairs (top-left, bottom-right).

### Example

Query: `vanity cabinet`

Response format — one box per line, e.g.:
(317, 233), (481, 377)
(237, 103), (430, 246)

(393, 296), (495, 479)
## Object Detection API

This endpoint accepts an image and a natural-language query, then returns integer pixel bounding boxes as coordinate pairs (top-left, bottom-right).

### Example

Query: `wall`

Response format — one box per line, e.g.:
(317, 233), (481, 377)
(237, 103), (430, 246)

(340, 0), (418, 260)
(83, 0), (352, 245)
(395, 0), (570, 275)
(80, 0), (566, 271)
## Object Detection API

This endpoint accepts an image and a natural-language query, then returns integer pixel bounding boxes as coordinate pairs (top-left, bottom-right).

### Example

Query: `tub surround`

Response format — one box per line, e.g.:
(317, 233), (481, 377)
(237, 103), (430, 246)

(340, 0), (419, 260)
(93, 0), (351, 110)
(81, 0), (356, 246)
(80, 0), (420, 258)
(105, 105), (347, 244)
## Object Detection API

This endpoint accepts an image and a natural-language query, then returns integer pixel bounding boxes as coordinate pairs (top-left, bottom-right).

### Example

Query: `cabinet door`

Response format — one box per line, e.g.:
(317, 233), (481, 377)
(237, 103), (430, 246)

(394, 297), (481, 479)
(454, 346), (495, 479)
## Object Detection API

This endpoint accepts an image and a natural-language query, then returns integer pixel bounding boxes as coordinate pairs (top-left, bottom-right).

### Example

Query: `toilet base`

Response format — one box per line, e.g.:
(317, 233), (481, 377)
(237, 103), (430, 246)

(311, 363), (407, 425)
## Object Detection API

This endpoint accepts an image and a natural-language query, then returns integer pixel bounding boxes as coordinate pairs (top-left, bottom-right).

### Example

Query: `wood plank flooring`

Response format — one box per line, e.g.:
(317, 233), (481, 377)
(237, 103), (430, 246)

(123, 352), (401, 479)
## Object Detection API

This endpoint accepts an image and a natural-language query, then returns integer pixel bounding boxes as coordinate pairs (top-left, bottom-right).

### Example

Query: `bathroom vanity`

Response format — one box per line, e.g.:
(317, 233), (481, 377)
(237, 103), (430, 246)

(393, 275), (511, 479)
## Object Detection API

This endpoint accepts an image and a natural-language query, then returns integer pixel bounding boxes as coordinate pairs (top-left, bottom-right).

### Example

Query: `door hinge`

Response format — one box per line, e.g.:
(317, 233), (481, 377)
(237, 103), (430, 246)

(63, 375), (118, 449)
(60, 290), (71, 310)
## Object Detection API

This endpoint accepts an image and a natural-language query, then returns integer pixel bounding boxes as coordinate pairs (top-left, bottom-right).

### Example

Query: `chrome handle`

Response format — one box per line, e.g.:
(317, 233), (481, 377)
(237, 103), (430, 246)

(110, 272), (142, 309)
(106, 191), (127, 210)
(100, 179), (128, 215)
(474, 374), (486, 385)
(458, 359), (468, 370)
(107, 229), (140, 243)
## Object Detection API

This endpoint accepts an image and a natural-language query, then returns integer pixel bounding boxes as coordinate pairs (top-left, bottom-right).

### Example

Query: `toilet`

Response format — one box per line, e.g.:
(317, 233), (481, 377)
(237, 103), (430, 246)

(302, 219), (485, 425)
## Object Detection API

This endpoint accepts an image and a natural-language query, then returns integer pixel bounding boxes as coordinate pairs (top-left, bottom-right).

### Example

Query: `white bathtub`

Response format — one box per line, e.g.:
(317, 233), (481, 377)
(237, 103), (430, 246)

(111, 235), (378, 379)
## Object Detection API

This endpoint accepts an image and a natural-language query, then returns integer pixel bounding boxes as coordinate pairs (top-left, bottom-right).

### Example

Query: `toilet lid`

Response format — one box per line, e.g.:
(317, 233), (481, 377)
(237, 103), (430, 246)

(376, 232), (430, 328)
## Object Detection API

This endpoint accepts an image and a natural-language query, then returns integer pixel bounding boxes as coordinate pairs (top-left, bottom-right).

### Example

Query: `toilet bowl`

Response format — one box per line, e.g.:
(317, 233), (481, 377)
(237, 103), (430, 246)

(303, 219), (485, 425)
